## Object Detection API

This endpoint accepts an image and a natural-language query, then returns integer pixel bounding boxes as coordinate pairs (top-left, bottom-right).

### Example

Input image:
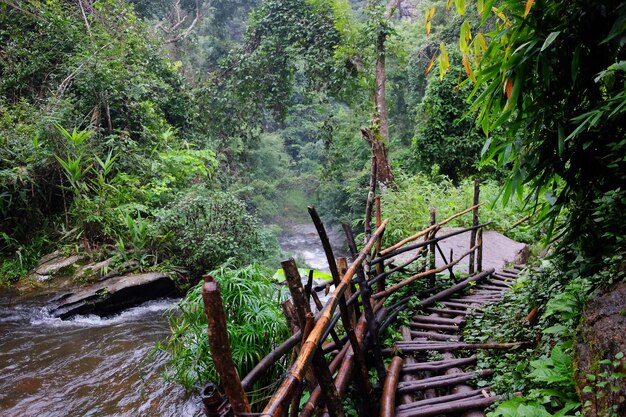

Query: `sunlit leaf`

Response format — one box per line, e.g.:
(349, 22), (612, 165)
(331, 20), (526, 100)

(462, 54), (476, 81)
(455, 0), (465, 16)
(524, 0), (534, 17)
(476, 0), (484, 15)
(541, 31), (561, 51)
(460, 21), (472, 53)
(425, 6), (436, 36)
(446, 0), (453, 11)
(424, 52), (437, 76)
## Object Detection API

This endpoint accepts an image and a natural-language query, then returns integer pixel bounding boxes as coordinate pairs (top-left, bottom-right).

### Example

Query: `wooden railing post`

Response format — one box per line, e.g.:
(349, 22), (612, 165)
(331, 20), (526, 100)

(428, 208), (437, 285)
(469, 179), (480, 274)
(202, 275), (251, 416)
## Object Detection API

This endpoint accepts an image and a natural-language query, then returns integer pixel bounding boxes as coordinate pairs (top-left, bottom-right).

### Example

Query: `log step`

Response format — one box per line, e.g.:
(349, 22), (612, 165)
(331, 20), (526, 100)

(412, 315), (464, 325)
(402, 356), (476, 373)
(408, 331), (460, 342)
(409, 322), (460, 332)
(395, 394), (502, 417)
(396, 387), (488, 412)
(396, 369), (492, 394)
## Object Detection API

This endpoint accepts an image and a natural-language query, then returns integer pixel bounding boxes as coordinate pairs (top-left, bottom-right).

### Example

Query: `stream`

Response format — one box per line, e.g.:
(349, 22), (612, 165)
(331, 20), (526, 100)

(0, 223), (346, 417)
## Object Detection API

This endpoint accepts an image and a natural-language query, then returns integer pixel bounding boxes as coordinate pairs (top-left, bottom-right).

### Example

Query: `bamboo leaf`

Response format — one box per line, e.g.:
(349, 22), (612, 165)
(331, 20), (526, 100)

(455, 0), (465, 16)
(504, 78), (513, 101)
(462, 54), (476, 82)
(439, 42), (450, 80)
(541, 31), (561, 52)
(446, 0), (453, 11)
(476, 0), (484, 15)
(425, 6), (436, 36)
(524, 0), (534, 17)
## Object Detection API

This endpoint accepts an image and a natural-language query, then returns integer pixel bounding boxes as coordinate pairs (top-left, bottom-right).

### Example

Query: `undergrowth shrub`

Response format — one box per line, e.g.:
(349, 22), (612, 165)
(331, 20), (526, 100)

(157, 187), (279, 276)
(158, 262), (290, 407)
(381, 172), (544, 247)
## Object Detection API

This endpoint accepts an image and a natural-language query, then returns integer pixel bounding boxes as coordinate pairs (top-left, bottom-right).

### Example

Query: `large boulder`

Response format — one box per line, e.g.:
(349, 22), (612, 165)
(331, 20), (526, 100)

(575, 282), (626, 417)
(48, 272), (176, 319)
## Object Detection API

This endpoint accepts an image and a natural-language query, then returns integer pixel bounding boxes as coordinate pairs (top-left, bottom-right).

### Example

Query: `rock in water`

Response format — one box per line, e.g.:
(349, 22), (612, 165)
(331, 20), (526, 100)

(48, 272), (176, 319)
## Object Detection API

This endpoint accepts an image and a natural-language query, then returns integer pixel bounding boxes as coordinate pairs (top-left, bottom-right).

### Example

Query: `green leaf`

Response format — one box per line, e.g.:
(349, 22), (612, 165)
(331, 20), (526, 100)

(455, 0), (465, 16)
(541, 31), (561, 52)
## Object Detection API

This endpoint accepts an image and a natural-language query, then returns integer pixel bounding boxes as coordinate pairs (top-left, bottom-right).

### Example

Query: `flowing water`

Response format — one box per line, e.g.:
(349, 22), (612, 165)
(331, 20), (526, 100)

(0, 298), (202, 417)
(0, 224), (346, 417)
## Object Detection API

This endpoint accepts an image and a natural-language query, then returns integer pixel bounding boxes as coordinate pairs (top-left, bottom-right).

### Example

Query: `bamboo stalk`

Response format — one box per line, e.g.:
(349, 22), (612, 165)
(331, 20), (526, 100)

(261, 220), (388, 417)
(412, 315), (464, 325)
(372, 245), (480, 300)
(380, 357), (403, 417)
(374, 196), (385, 293)
(396, 394), (502, 417)
(408, 331), (460, 341)
(425, 307), (473, 316)
(428, 208), (436, 285)
(309, 207), (378, 408)
(391, 341), (527, 352)
(409, 322), (460, 332)
(477, 227), (483, 272)
(343, 224), (387, 382)
(415, 269), (494, 307)
(364, 153), (377, 243)
(380, 203), (485, 256)
(202, 275), (251, 416)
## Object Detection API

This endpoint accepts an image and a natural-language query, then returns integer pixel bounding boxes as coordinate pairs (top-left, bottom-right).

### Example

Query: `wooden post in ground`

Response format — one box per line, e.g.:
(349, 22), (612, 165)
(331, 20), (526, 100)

(429, 208), (436, 286)
(202, 275), (251, 416)
(468, 179), (480, 274)
(477, 227), (483, 272)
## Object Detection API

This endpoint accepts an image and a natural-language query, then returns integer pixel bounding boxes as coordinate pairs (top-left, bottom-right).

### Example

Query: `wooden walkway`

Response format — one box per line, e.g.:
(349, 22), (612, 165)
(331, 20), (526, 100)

(199, 196), (527, 417)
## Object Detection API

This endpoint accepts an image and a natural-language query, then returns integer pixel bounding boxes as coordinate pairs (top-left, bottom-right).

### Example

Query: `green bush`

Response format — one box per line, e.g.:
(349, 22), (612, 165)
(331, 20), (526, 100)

(380, 172), (543, 246)
(157, 187), (278, 276)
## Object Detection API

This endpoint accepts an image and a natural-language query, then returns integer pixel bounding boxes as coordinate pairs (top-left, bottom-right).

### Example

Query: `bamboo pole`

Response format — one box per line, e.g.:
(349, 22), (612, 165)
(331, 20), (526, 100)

(391, 341), (527, 353)
(396, 370), (492, 394)
(308, 207), (376, 414)
(380, 356), (403, 417)
(374, 196), (385, 293)
(202, 275), (251, 416)
(396, 388), (486, 412)
(282, 259), (344, 417)
(469, 179), (480, 274)
(428, 208), (436, 286)
(342, 223), (386, 382)
(413, 269), (494, 307)
(380, 203), (484, 256)
(261, 220), (388, 417)
(372, 246), (480, 300)
(477, 227), (483, 272)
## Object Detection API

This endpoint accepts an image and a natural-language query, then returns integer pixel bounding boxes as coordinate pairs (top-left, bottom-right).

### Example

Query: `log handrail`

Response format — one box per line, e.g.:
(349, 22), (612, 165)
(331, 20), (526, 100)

(261, 220), (388, 417)
(379, 203), (484, 256)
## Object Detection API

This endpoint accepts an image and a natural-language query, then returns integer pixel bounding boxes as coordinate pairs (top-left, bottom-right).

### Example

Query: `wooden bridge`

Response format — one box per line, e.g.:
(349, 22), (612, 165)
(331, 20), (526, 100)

(199, 188), (526, 417)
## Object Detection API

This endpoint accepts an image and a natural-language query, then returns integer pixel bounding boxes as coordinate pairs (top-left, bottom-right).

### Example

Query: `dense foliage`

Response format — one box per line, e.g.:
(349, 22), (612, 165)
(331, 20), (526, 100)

(158, 262), (290, 400)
